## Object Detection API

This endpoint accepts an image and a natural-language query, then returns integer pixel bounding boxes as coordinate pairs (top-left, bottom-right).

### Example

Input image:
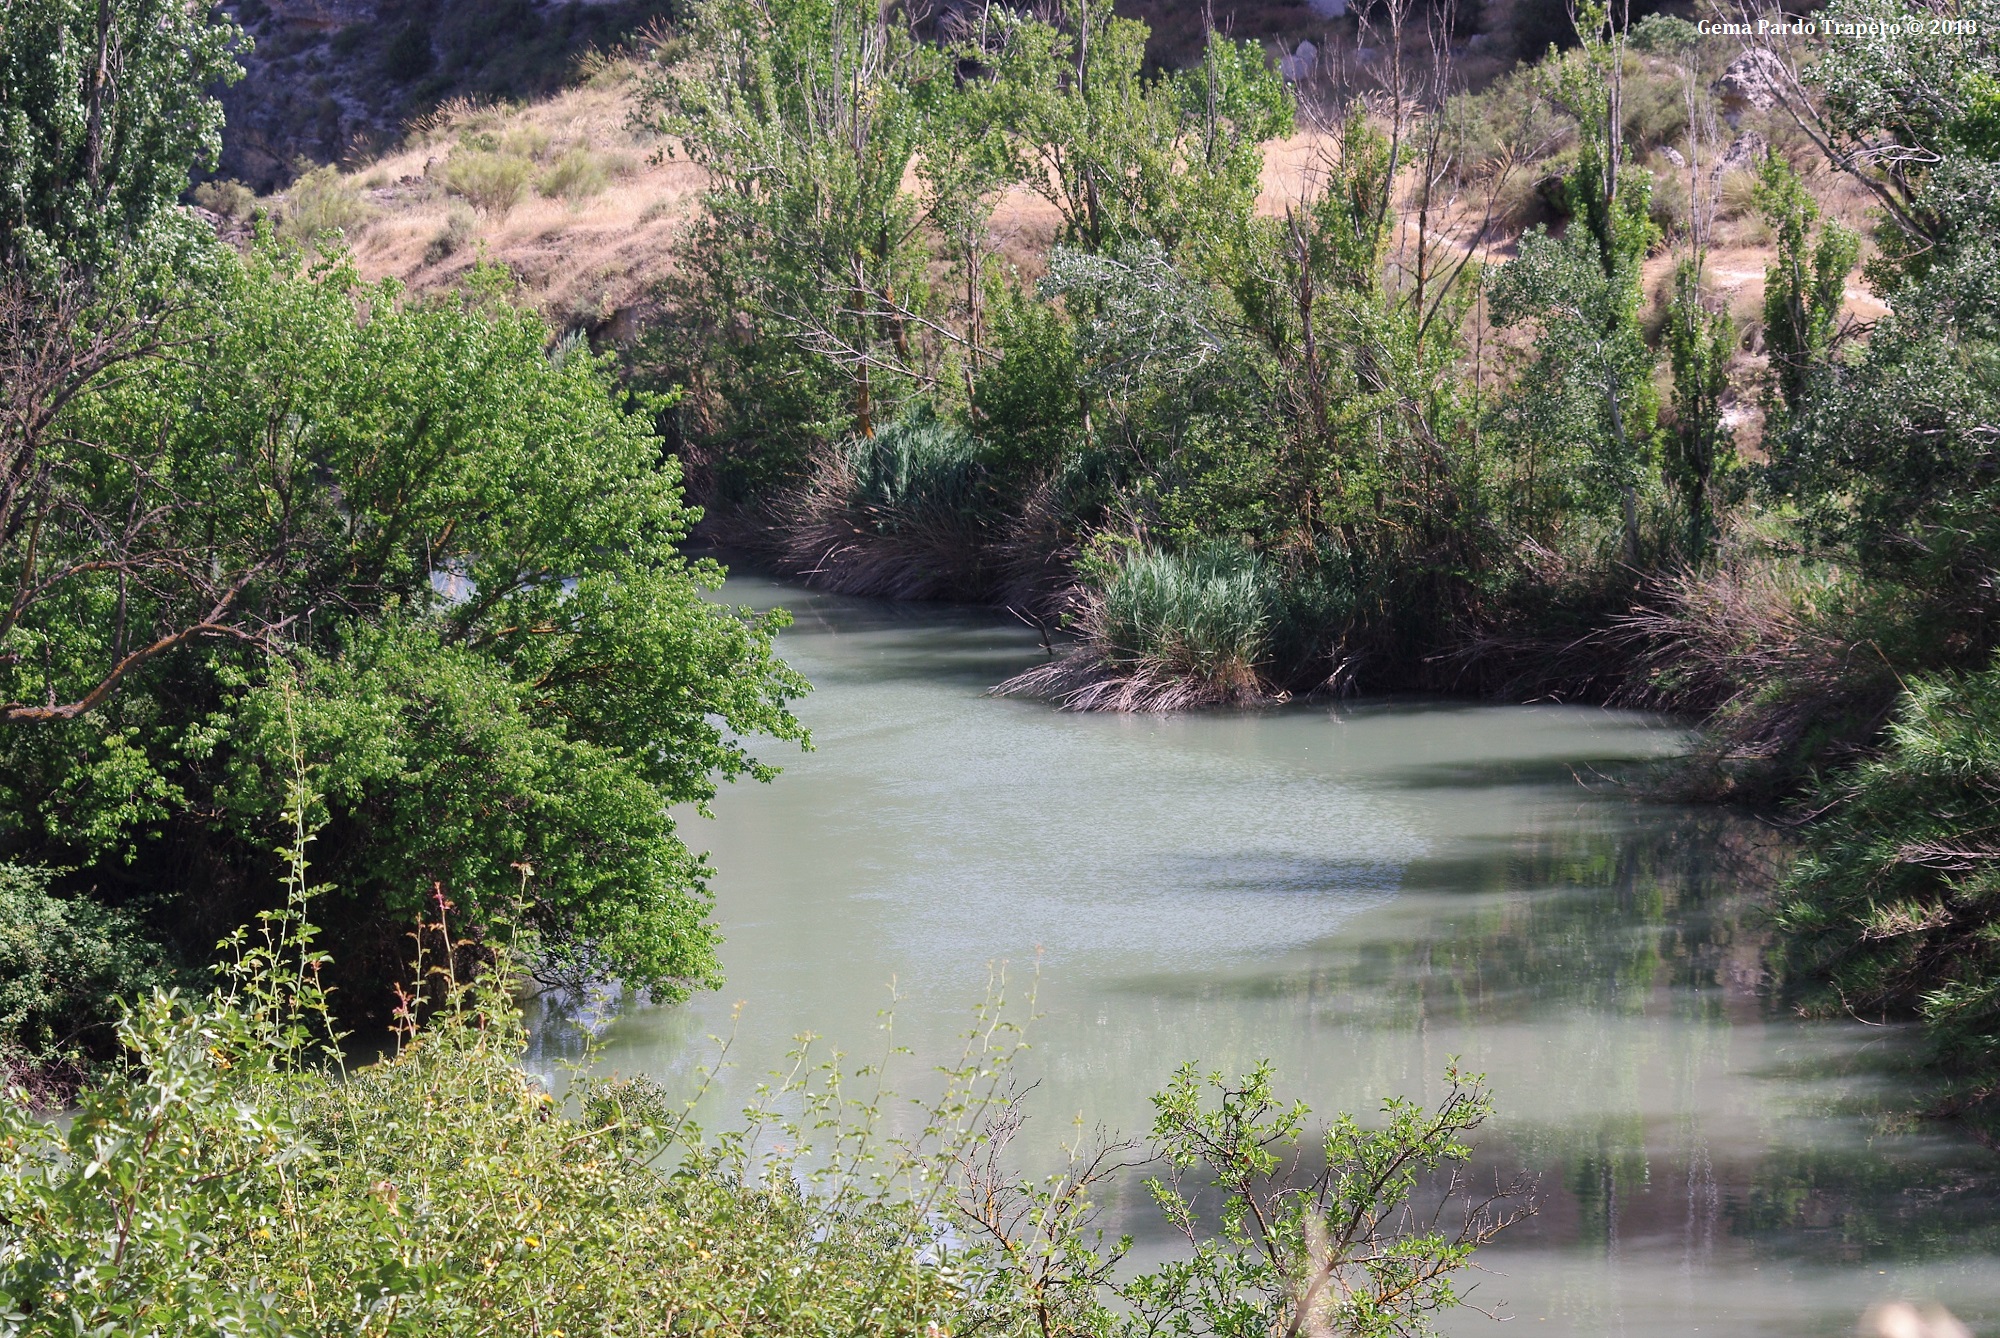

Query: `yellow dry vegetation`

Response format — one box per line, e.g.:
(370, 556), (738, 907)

(285, 54), (1885, 382)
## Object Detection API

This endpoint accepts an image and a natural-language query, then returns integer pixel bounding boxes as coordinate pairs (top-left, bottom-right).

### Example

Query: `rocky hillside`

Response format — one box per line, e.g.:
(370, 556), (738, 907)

(214, 0), (671, 188)
(210, 0), (1611, 189)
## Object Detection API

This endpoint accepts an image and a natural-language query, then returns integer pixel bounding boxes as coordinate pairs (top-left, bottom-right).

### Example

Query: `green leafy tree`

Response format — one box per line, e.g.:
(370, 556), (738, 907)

(1752, 0), (2000, 1102)
(638, 0), (950, 457)
(984, 0), (1291, 260)
(1489, 48), (1660, 559)
(1662, 259), (1735, 563)
(1768, 0), (2000, 638)
(0, 247), (807, 1008)
(1488, 214), (1657, 555)
(0, 0), (243, 279)
(1492, 2), (1660, 564)
(1752, 152), (1858, 422)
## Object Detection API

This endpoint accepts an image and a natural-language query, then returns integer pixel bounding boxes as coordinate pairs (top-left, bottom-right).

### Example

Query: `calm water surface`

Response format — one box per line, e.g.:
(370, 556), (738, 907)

(530, 572), (2000, 1336)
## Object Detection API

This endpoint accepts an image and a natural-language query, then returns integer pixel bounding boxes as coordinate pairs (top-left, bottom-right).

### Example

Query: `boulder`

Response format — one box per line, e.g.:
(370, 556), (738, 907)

(1711, 46), (1788, 125)
(1279, 39), (1318, 82)
(1712, 130), (1767, 181)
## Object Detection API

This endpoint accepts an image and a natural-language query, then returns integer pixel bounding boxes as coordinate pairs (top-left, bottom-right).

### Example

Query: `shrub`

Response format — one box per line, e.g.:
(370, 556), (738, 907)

(192, 178), (256, 220)
(846, 407), (991, 517)
(973, 285), (1084, 478)
(1617, 56), (1690, 151)
(438, 148), (534, 215)
(538, 147), (611, 201)
(501, 125), (555, 161)
(1491, 166), (1570, 234)
(277, 165), (373, 243)
(769, 408), (1004, 600)
(1775, 655), (2000, 1103)
(0, 864), (171, 1091)
(999, 543), (1281, 709)
(1716, 168), (1761, 220)
(423, 202), (478, 264)
(1647, 158), (1689, 235)
(1101, 545), (1271, 675)
(0, 889), (1526, 1335)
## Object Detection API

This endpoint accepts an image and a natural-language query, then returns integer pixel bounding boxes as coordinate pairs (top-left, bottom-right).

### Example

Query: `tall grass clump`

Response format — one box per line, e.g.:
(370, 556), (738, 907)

(769, 408), (1006, 600)
(438, 148), (534, 216)
(1000, 544), (1282, 710)
(277, 165), (372, 244)
(847, 408), (992, 517)
(537, 147), (610, 201)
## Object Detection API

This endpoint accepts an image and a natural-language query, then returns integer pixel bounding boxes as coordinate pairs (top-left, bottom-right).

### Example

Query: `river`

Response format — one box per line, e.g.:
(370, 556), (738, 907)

(528, 570), (2000, 1337)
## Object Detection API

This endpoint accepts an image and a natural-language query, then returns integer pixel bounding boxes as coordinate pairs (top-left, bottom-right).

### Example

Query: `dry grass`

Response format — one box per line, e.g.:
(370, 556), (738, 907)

(265, 65), (703, 332)
(276, 47), (1880, 450)
(994, 639), (1273, 711)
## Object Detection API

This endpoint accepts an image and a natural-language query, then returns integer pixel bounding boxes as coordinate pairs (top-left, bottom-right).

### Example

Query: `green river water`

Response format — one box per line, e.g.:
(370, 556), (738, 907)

(527, 570), (2000, 1337)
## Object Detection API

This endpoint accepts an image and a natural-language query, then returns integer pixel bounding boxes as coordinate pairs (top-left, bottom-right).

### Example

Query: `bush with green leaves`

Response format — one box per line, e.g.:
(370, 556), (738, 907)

(437, 148), (535, 216)
(0, 243), (807, 1029)
(537, 147), (611, 201)
(192, 179), (258, 221)
(277, 165), (373, 244)
(0, 864), (172, 1090)
(847, 407), (994, 519)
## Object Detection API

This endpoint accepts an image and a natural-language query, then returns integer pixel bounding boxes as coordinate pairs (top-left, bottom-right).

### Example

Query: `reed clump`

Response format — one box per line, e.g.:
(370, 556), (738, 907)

(999, 545), (1281, 710)
(769, 409), (1008, 600)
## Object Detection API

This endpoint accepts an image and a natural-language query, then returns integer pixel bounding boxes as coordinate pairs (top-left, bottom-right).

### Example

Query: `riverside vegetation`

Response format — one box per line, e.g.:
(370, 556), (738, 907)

(0, 0), (1995, 1324)
(0, 3), (1532, 1332)
(625, 0), (2000, 1108)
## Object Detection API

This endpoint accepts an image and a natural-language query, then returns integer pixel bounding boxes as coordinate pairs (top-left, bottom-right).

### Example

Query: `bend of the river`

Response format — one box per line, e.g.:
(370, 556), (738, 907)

(527, 571), (2000, 1337)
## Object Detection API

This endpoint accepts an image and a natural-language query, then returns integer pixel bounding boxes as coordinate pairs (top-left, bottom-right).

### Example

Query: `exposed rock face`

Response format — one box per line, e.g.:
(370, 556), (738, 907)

(1278, 39), (1318, 82)
(1713, 130), (1768, 181)
(211, 0), (671, 190)
(1710, 46), (1788, 126)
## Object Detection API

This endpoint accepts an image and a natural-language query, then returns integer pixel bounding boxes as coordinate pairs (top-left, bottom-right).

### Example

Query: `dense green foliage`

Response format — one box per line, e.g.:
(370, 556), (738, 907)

(0, 0), (817, 1075)
(1776, 658), (2000, 1095)
(0, 0), (241, 277)
(0, 246), (807, 1039)
(632, 0), (2000, 1097)
(638, 0), (1707, 699)
(0, 863), (168, 1092)
(1736, 0), (2000, 1095)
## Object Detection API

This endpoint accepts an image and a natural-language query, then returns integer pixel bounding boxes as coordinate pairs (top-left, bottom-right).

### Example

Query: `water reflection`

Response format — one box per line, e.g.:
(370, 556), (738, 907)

(527, 573), (2000, 1337)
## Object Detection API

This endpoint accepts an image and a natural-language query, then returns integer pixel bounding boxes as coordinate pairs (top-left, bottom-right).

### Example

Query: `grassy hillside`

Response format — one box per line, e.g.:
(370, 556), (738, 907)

(214, 0), (675, 188)
(238, 31), (1881, 478)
